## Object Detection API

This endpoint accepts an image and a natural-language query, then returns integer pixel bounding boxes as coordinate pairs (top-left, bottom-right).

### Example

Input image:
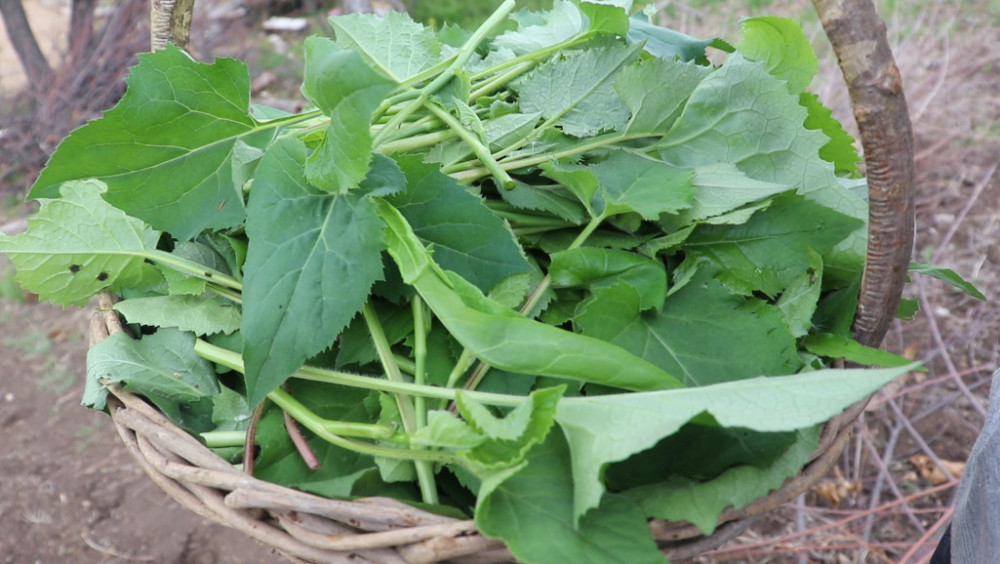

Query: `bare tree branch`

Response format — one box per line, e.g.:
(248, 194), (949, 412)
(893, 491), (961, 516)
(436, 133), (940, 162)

(68, 0), (98, 56)
(812, 0), (916, 349)
(150, 0), (195, 51)
(0, 0), (53, 90)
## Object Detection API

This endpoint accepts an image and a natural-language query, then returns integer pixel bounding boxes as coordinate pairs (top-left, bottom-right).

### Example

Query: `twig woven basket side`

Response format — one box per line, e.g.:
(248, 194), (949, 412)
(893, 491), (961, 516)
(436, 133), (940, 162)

(90, 0), (916, 561)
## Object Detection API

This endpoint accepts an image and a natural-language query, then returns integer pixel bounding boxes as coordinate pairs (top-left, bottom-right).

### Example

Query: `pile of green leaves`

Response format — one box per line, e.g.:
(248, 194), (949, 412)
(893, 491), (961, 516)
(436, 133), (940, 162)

(1, 1), (927, 562)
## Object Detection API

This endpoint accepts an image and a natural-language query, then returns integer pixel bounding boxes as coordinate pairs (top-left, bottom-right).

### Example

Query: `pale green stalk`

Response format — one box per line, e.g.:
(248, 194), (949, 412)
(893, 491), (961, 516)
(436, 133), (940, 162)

(267, 388), (459, 463)
(362, 302), (418, 432)
(205, 283), (243, 304)
(445, 131), (658, 183)
(411, 296), (429, 426)
(371, 0), (517, 148)
(467, 31), (595, 85)
(146, 249), (242, 291)
(200, 430), (248, 448)
(193, 339), (525, 407)
(468, 60), (535, 100)
(444, 347), (476, 390)
(409, 295), (438, 504)
(376, 127), (455, 155)
(271, 389), (397, 440)
(424, 102), (513, 189)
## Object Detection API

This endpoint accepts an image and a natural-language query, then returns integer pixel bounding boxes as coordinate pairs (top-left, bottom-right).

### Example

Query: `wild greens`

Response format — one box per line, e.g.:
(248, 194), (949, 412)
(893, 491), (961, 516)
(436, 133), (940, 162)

(0, 2), (923, 562)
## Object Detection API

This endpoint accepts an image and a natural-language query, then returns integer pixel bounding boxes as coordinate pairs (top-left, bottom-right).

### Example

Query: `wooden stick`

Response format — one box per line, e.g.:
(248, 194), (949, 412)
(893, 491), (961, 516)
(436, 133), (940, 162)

(812, 0), (916, 349)
(150, 0), (195, 52)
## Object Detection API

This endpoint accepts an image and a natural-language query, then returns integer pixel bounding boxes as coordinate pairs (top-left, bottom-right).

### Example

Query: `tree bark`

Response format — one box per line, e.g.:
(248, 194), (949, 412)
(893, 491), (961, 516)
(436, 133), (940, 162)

(812, 0), (915, 348)
(150, 0), (195, 52)
(0, 0), (53, 89)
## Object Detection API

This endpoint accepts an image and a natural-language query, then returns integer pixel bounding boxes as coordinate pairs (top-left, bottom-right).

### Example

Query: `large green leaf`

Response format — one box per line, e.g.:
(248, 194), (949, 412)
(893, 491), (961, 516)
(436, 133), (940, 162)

(241, 138), (389, 406)
(515, 42), (642, 137)
(604, 416), (797, 485)
(624, 427), (820, 533)
(113, 294), (241, 336)
(455, 386), (563, 470)
(582, 268), (801, 387)
(737, 16), (862, 176)
(302, 37), (397, 193)
(656, 53), (867, 280)
(555, 363), (917, 524)
(475, 431), (666, 564)
(591, 150), (695, 219)
(329, 10), (443, 83)
(738, 17), (818, 94)
(616, 57), (711, 136)
(813, 274), (861, 338)
(627, 15), (717, 62)
(802, 333), (917, 368)
(499, 181), (588, 225)
(550, 247), (666, 308)
(31, 45), (277, 240)
(678, 162), (793, 224)
(492, 0), (586, 56)
(657, 53), (825, 184)
(801, 92), (861, 177)
(684, 194), (863, 297)
(775, 248), (824, 337)
(388, 156), (531, 292)
(549, 247), (666, 328)
(377, 200), (683, 391)
(579, 1), (630, 36)
(85, 329), (219, 421)
(0, 180), (161, 306)
(539, 161), (601, 217)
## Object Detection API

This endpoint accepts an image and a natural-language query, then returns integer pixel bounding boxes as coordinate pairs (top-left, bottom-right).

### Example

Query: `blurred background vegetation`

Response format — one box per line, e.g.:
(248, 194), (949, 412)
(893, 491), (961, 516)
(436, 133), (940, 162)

(403, 0), (548, 27)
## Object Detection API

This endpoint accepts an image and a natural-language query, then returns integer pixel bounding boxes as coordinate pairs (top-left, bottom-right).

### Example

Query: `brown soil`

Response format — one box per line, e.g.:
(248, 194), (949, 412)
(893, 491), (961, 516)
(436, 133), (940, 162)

(0, 299), (286, 564)
(0, 3), (300, 562)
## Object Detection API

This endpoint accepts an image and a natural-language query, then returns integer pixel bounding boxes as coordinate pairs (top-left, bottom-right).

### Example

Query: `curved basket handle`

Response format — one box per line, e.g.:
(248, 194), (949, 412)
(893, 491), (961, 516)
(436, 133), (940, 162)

(812, 0), (915, 348)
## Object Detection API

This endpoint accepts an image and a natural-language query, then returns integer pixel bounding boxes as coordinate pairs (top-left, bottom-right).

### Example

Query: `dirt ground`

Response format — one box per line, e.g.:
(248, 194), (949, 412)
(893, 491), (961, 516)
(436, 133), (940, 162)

(0, 2), (290, 562)
(2, 5), (281, 560)
(0, 299), (288, 563)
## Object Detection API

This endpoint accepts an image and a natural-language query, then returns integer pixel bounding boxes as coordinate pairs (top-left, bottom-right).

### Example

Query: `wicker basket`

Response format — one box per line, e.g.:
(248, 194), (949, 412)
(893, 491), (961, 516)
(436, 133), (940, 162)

(88, 0), (915, 561)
